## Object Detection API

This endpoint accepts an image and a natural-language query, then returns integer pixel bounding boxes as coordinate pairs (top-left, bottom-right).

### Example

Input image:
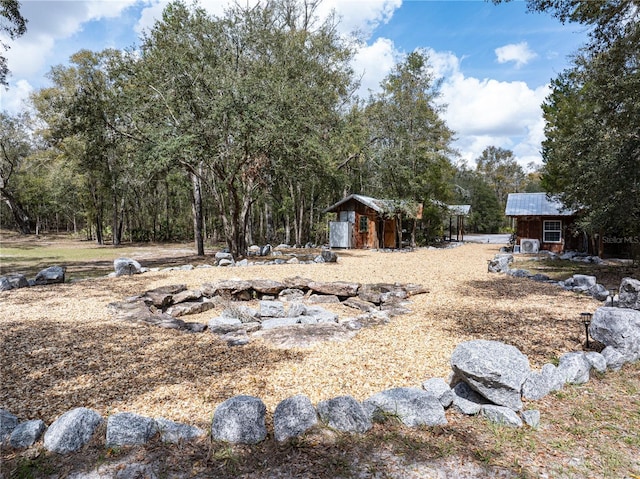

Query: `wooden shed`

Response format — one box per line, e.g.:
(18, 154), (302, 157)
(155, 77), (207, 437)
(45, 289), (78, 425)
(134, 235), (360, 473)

(324, 194), (422, 249)
(505, 193), (578, 253)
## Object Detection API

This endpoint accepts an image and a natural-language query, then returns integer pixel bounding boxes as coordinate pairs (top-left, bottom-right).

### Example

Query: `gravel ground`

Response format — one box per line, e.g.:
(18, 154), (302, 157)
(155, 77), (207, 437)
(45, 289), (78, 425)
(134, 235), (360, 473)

(0, 243), (598, 430)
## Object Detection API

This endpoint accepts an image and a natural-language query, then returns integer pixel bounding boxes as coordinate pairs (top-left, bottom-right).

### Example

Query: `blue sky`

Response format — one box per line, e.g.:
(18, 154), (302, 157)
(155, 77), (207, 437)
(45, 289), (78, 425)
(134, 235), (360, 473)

(1, 0), (589, 168)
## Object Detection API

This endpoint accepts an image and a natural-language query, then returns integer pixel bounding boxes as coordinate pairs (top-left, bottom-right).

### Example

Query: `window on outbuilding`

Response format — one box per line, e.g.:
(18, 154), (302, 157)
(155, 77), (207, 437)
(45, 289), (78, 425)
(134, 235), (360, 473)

(359, 215), (368, 233)
(544, 220), (562, 243)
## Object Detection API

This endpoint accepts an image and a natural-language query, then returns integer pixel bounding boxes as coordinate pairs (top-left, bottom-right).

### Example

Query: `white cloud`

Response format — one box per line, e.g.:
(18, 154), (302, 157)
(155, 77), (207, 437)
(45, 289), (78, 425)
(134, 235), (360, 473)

(317, 0), (401, 36)
(0, 79), (34, 113)
(495, 42), (537, 68)
(353, 37), (401, 97)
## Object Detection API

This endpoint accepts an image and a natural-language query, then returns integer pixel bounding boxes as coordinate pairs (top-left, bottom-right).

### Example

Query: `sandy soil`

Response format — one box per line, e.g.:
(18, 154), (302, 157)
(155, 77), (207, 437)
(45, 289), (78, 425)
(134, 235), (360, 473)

(0, 243), (599, 430)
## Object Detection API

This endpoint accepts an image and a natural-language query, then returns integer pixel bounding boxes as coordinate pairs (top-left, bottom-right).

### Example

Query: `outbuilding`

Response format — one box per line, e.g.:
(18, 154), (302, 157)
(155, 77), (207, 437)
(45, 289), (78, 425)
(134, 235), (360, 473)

(324, 194), (422, 249)
(505, 192), (578, 253)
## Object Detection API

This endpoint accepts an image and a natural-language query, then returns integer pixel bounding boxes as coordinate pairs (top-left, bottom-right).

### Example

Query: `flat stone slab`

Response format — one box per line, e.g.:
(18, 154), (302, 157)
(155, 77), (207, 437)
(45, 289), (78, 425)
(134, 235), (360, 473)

(252, 323), (358, 348)
(308, 281), (360, 297)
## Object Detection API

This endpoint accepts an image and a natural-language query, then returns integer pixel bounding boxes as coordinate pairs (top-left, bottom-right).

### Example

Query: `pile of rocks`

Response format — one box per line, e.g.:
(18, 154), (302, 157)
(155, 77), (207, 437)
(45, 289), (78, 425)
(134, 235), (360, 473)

(0, 265), (66, 292)
(107, 278), (428, 345)
(487, 253), (638, 303)
(4, 302), (639, 453)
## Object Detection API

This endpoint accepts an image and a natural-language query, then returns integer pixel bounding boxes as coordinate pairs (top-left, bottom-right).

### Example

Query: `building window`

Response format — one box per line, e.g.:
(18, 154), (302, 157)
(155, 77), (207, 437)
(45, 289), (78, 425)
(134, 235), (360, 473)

(544, 220), (562, 243)
(359, 215), (368, 233)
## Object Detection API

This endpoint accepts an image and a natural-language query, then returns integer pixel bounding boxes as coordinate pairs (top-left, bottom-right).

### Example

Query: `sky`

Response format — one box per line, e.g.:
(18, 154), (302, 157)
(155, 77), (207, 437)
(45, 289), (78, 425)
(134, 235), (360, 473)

(0, 0), (590, 169)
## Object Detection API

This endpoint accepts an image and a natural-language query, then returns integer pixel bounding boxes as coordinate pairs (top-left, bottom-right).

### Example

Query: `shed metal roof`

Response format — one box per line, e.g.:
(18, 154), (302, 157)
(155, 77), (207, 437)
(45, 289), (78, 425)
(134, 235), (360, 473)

(448, 204), (471, 216)
(505, 193), (574, 216)
(324, 194), (422, 218)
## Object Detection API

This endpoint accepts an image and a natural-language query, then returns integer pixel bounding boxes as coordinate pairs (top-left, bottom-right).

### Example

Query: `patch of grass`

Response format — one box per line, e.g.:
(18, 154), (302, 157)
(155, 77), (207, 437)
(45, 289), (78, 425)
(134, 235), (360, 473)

(8, 453), (55, 479)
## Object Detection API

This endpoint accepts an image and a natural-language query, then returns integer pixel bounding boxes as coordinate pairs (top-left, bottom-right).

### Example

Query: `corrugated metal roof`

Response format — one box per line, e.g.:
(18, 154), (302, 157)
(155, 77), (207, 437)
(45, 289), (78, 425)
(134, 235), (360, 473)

(449, 204), (471, 216)
(324, 194), (422, 218)
(505, 193), (574, 216)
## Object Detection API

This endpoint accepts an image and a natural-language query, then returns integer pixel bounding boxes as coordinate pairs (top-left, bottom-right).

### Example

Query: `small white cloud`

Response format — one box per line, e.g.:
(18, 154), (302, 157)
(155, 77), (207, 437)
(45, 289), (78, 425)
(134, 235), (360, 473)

(0, 79), (34, 114)
(353, 37), (401, 97)
(495, 42), (537, 68)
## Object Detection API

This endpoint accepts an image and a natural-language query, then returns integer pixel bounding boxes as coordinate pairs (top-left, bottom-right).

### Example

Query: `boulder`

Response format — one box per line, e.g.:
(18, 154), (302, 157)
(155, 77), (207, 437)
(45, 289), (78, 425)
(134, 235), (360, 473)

(572, 274), (597, 290)
(106, 412), (158, 446)
(222, 305), (260, 322)
(422, 378), (454, 408)
(167, 299), (217, 317)
(618, 277), (640, 310)
(0, 277), (12, 291)
(342, 297), (377, 312)
(305, 306), (338, 323)
(287, 302), (307, 317)
(530, 273), (551, 282)
(211, 395), (267, 444)
(488, 254), (513, 273)
(114, 258), (142, 277)
(507, 269), (531, 278)
(314, 255), (325, 263)
(308, 281), (359, 297)
(541, 363), (565, 392)
(450, 340), (530, 411)
(202, 280), (253, 299)
(451, 382), (487, 415)
(143, 285), (187, 307)
(3, 273), (29, 290)
(287, 257), (300, 264)
(481, 405), (522, 427)
(155, 417), (205, 443)
(221, 330), (251, 346)
(316, 395), (371, 433)
(35, 265), (66, 285)
(261, 317), (300, 329)
(218, 259), (234, 267)
(172, 289), (203, 304)
(321, 249), (338, 263)
(522, 409), (541, 429)
(380, 289), (408, 304)
(44, 407), (103, 454)
(0, 409), (19, 443)
(521, 371), (551, 401)
(589, 307), (640, 362)
(10, 419), (46, 448)
(260, 244), (272, 257)
(208, 317), (244, 334)
(215, 252), (234, 262)
(584, 351), (607, 374)
(273, 395), (318, 442)
(363, 388), (447, 427)
(250, 279), (285, 295)
(279, 288), (305, 302)
(589, 284), (610, 301)
(601, 346), (626, 371)
(308, 294), (341, 304)
(282, 276), (313, 290)
(556, 352), (591, 385)
(259, 300), (286, 318)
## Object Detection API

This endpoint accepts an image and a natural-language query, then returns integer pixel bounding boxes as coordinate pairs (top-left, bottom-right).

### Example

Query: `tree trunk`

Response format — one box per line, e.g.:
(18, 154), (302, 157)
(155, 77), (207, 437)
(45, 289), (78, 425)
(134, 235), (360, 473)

(265, 202), (274, 244)
(190, 168), (205, 256)
(1, 189), (30, 234)
(410, 218), (417, 248)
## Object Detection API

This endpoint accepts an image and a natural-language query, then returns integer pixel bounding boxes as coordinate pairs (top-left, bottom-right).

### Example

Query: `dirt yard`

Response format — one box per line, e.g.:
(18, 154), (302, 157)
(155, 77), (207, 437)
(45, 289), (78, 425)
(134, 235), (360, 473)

(0, 242), (599, 427)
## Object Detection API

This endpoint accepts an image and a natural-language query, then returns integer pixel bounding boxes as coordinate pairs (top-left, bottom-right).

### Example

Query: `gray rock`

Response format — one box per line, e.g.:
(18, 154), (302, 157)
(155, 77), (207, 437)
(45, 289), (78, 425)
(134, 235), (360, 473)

(211, 395), (267, 444)
(307, 294), (341, 304)
(44, 407), (103, 453)
(601, 346), (626, 371)
(314, 255), (325, 263)
(273, 395), (318, 442)
(155, 417), (205, 443)
(208, 316), (243, 334)
(380, 289), (408, 304)
(172, 289), (203, 304)
(422, 378), (454, 407)
(317, 395), (371, 433)
(521, 410), (541, 429)
(287, 257), (300, 264)
(557, 352), (591, 385)
(236, 259), (249, 267)
(260, 244), (272, 256)
(218, 259), (234, 267)
(222, 305), (259, 322)
(481, 405), (522, 427)
(619, 277), (640, 310)
(221, 330), (250, 346)
(521, 371), (551, 401)
(541, 363), (565, 392)
(215, 252), (234, 262)
(321, 249), (338, 263)
(106, 412), (158, 446)
(507, 269), (531, 278)
(261, 317), (300, 329)
(114, 463), (158, 479)
(451, 382), (487, 415)
(585, 351), (607, 373)
(35, 265), (66, 284)
(590, 307), (640, 362)
(0, 409), (19, 442)
(308, 281), (359, 297)
(287, 301), (307, 317)
(572, 274), (597, 289)
(167, 299), (217, 317)
(364, 388), (447, 427)
(114, 258), (142, 277)
(305, 306), (339, 323)
(279, 288), (305, 301)
(589, 283), (610, 301)
(3, 273), (29, 290)
(260, 300), (286, 318)
(451, 340), (530, 411)
(297, 316), (318, 325)
(251, 279), (285, 295)
(0, 276), (12, 291)
(184, 322), (207, 333)
(530, 273), (551, 282)
(488, 254), (513, 273)
(9, 419), (46, 448)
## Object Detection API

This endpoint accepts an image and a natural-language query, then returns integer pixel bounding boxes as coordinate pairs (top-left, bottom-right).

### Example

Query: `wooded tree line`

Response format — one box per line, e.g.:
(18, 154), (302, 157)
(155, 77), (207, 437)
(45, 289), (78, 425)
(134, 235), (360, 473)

(2, 0), (537, 254)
